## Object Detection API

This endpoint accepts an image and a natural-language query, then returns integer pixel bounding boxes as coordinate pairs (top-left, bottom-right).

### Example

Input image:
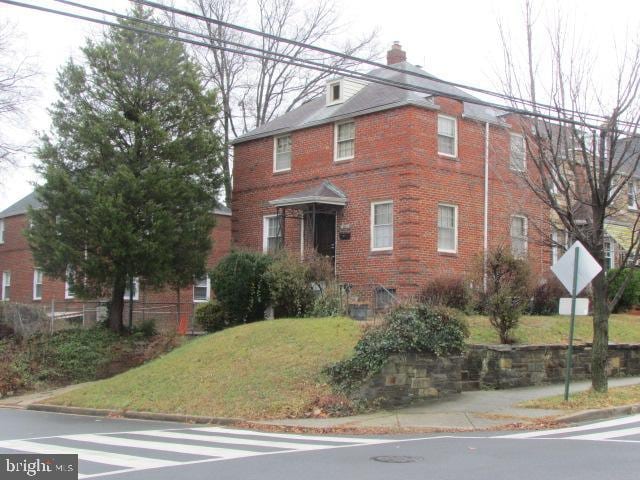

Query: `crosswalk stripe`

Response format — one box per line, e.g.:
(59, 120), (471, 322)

(62, 434), (259, 459)
(192, 427), (383, 444)
(133, 430), (334, 450)
(497, 413), (640, 438)
(0, 439), (179, 469)
(569, 425), (640, 441)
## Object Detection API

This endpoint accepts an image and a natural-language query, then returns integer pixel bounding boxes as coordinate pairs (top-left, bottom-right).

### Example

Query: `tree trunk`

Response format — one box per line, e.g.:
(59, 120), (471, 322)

(591, 270), (609, 392)
(108, 276), (126, 333)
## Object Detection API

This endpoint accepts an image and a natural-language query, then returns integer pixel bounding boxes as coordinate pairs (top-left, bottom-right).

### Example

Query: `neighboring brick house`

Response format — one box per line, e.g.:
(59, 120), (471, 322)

(232, 43), (551, 306)
(0, 191), (231, 308)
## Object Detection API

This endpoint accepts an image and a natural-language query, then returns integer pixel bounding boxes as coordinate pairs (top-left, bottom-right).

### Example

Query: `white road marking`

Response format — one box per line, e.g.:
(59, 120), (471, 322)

(192, 426), (384, 444)
(0, 439), (179, 469)
(569, 425), (640, 441)
(497, 414), (640, 438)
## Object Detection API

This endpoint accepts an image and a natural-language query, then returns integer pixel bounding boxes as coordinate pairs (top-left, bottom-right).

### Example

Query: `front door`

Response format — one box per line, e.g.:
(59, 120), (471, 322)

(314, 213), (336, 260)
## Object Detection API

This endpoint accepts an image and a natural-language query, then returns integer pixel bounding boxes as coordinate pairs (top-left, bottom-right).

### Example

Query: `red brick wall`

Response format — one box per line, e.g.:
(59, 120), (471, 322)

(232, 101), (551, 301)
(0, 212), (232, 306)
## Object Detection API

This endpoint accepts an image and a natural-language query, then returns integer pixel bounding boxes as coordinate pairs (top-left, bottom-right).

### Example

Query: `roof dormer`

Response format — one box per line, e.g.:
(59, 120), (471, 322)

(325, 77), (366, 106)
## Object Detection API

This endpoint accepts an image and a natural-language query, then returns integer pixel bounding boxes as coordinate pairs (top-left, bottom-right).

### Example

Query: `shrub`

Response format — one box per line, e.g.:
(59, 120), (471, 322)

(195, 300), (233, 333)
(483, 247), (531, 344)
(210, 251), (273, 323)
(420, 277), (472, 311)
(310, 286), (344, 317)
(132, 319), (157, 338)
(263, 254), (314, 318)
(325, 304), (468, 393)
(608, 268), (640, 313)
(529, 276), (566, 315)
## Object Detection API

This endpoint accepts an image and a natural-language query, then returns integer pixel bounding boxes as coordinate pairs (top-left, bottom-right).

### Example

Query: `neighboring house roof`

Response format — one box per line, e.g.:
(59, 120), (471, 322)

(0, 191), (232, 218)
(611, 136), (640, 179)
(234, 62), (509, 144)
(269, 181), (347, 208)
(0, 192), (41, 219)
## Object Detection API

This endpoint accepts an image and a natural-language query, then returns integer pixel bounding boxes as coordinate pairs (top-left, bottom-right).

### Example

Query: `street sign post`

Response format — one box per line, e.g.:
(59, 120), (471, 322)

(551, 240), (602, 401)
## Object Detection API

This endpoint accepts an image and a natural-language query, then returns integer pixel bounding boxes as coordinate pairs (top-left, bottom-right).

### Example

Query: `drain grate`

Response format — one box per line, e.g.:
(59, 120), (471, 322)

(371, 456), (423, 464)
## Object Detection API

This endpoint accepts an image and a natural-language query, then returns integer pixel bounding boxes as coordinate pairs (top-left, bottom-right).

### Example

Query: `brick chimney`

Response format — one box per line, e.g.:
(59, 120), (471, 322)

(387, 41), (406, 65)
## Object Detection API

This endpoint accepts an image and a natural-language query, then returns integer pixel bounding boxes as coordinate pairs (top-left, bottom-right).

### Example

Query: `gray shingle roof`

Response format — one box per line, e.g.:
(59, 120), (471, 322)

(0, 192), (41, 219)
(234, 62), (508, 144)
(269, 181), (347, 207)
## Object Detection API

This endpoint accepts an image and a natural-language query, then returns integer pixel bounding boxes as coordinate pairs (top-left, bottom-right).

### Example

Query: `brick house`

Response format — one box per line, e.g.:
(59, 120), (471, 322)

(231, 43), (551, 307)
(0, 191), (231, 311)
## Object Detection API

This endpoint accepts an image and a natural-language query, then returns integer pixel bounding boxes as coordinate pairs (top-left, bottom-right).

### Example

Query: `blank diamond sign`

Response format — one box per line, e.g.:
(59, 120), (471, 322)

(551, 240), (602, 295)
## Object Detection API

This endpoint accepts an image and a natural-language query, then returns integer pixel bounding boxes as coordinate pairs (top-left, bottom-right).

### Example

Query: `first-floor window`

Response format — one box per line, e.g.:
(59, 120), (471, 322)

(438, 204), (458, 252)
(33, 269), (43, 300)
(511, 215), (528, 259)
(2, 271), (10, 301)
(551, 228), (569, 265)
(371, 201), (393, 250)
(263, 215), (283, 253)
(123, 277), (140, 301)
(193, 275), (210, 302)
(604, 238), (615, 270)
(64, 266), (75, 299)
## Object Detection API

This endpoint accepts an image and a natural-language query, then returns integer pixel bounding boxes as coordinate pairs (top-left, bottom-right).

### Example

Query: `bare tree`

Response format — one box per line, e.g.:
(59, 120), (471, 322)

(0, 20), (38, 170)
(170, 0), (379, 204)
(498, 1), (640, 392)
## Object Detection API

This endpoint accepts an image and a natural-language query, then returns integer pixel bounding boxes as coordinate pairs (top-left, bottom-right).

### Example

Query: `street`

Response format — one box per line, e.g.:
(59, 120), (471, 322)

(1, 409), (639, 479)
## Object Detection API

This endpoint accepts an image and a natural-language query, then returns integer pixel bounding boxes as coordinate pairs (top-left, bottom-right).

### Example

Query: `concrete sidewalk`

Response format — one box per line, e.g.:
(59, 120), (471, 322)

(259, 376), (640, 430)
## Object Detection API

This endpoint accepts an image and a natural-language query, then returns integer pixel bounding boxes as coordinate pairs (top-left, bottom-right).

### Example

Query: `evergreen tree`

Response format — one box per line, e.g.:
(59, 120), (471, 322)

(28, 7), (223, 332)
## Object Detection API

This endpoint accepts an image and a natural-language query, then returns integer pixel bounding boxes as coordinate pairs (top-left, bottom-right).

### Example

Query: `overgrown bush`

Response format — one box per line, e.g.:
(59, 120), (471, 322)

(420, 277), (472, 312)
(264, 254), (315, 318)
(132, 319), (157, 338)
(529, 276), (566, 315)
(310, 286), (344, 317)
(325, 304), (468, 393)
(195, 300), (233, 333)
(0, 303), (49, 338)
(608, 268), (640, 313)
(210, 251), (273, 323)
(483, 247), (531, 344)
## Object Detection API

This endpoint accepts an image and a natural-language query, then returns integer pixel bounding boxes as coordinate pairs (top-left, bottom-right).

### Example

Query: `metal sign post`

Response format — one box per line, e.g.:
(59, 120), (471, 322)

(564, 247), (580, 401)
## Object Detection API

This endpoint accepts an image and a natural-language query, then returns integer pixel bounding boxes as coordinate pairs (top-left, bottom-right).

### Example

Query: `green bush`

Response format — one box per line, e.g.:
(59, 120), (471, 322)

(195, 301), (233, 332)
(325, 304), (468, 393)
(420, 277), (472, 312)
(263, 254), (314, 318)
(210, 251), (273, 323)
(608, 268), (640, 313)
(310, 286), (344, 317)
(132, 319), (157, 338)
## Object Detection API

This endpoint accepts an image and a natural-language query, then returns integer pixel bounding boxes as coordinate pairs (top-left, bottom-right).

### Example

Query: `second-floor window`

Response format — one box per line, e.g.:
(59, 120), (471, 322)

(371, 201), (393, 251)
(438, 204), (458, 253)
(335, 121), (355, 161)
(33, 269), (43, 300)
(552, 228), (568, 265)
(2, 271), (10, 301)
(628, 181), (638, 209)
(511, 215), (528, 258)
(510, 133), (526, 171)
(0, 219), (4, 243)
(273, 135), (292, 172)
(437, 115), (457, 157)
(193, 275), (210, 302)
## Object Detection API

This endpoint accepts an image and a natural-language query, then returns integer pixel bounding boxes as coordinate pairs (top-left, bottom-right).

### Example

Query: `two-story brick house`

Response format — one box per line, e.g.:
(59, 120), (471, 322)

(232, 43), (551, 305)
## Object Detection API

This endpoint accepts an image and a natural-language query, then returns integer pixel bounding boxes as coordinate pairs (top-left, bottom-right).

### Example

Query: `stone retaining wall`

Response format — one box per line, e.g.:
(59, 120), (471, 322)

(360, 344), (640, 408)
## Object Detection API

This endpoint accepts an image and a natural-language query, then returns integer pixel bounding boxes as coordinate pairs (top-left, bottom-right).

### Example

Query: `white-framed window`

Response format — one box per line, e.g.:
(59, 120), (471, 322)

(510, 215), (528, 258)
(334, 120), (355, 161)
(371, 201), (393, 251)
(437, 204), (458, 253)
(64, 266), (75, 299)
(273, 135), (292, 172)
(193, 275), (210, 302)
(327, 80), (341, 104)
(604, 238), (615, 270)
(437, 115), (457, 157)
(510, 133), (526, 171)
(628, 181), (638, 209)
(263, 215), (282, 253)
(1, 271), (10, 301)
(123, 277), (140, 301)
(0, 219), (4, 243)
(33, 269), (43, 300)
(551, 228), (568, 265)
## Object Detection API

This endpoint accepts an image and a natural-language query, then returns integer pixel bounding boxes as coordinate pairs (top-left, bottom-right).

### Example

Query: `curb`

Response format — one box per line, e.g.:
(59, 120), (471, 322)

(555, 403), (640, 424)
(26, 404), (242, 426)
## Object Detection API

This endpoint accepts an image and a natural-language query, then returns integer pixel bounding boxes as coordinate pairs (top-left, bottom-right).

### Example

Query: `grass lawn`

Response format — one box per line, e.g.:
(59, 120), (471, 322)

(467, 314), (640, 344)
(519, 384), (640, 410)
(46, 317), (360, 420)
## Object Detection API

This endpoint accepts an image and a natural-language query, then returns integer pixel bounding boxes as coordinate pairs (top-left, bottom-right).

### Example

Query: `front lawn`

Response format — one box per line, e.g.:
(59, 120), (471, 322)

(467, 314), (640, 344)
(519, 384), (640, 410)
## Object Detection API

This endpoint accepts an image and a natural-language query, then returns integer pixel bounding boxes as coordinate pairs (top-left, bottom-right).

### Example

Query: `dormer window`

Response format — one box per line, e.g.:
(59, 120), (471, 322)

(327, 80), (343, 105)
(331, 83), (341, 102)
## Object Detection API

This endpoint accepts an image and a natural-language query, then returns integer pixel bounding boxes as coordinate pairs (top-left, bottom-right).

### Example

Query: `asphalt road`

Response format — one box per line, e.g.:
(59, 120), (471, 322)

(1, 408), (639, 479)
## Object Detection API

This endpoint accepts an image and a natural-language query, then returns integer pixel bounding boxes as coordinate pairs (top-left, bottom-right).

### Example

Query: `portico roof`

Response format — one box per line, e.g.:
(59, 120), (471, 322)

(269, 181), (347, 208)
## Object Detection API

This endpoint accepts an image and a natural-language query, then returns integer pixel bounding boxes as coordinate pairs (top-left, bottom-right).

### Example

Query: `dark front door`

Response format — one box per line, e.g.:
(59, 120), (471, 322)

(314, 213), (336, 259)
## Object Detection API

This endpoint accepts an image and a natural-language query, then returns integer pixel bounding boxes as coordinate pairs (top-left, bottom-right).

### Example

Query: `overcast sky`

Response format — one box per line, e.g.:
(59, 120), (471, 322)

(1, 0), (638, 210)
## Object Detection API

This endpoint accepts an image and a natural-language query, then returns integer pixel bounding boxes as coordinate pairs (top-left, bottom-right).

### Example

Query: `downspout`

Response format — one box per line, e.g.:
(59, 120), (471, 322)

(483, 122), (490, 292)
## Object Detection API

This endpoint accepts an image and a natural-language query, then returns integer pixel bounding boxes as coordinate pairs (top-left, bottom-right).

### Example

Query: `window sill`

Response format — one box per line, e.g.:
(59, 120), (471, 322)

(334, 157), (354, 163)
(438, 153), (458, 160)
(193, 299), (210, 304)
(369, 249), (393, 256)
(438, 250), (458, 257)
(273, 169), (291, 176)
(628, 206), (638, 212)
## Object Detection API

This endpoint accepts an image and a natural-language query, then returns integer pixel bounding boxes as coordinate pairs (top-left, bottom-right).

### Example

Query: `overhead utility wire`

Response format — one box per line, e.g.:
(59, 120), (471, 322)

(1, 0), (632, 132)
(135, 0), (621, 128)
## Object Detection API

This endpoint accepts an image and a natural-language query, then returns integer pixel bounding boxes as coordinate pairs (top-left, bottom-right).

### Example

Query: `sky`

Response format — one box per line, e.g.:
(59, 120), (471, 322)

(1, 0), (639, 210)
